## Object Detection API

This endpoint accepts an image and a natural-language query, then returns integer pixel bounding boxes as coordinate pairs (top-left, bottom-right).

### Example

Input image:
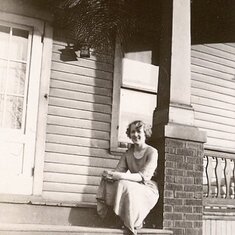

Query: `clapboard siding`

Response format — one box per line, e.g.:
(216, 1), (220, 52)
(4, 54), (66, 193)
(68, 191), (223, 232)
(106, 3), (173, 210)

(42, 191), (97, 203)
(52, 51), (114, 72)
(50, 79), (112, 96)
(47, 125), (110, 140)
(44, 162), (108, 177)
(53, 41), (114, 65)
(45, 153), (118, 168)
(192, 96), (235, 113)
(51, 71), (112, 89)
(46, 143), (116, 159)
(47, 116), (110, 131)
(44, 182), (98, 194)
(191, 43), (235, 151)
(44, 172), (100, 186)
(49, 97), (111, 114)
(52, 62), (112, 80)
(44, 36), (116, 203)
(203, 218), (235, 235)
(50, 87), (112, 105)
(46, 134), (109, 149)
(48, 107), (110, 122)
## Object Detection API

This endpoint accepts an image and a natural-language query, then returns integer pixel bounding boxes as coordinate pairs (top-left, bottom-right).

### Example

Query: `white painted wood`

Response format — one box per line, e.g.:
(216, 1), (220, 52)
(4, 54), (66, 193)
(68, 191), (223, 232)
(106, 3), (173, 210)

(192, 104), (235, 120)
(47, 117), (110, 131)
(51, 71), (112, 89)
(43, 182), (98, 194)
(192, 57), (235, 75)
(47, 125), (110, 140)
(50, 79), (112, 95)
(110, 38), (123, 152)
(48, 107), (111, 122)
(52, 43), (114, 64)
(191, 64), (234, 80)
(44, 172), (101, 186)
(192, 73), (235, 90)
(42, 191), (97, 203)
(46, 143), (115, 159)
(44, 162), (109, 176)
(44, 35), (116, 202)
(0, 13), (44, 195)
(191, 96), (235, 112)
(192, 80), (235, 98)
(194, 112), (235, 127)
(49, 87), (112, 105)
(208, 44), (235, 55)
(49, 97), (111, 114)
(52, 52), (114, 72)
(52, 61), (112, 80)
(46, 133), (109, 149)
(191, 43), (235, 152)
(194, 119), (235, 134)
(45, 153), (118, 168)
(192, 45), (235, 63)
(33, 23), (53, 195)
(191, 50), (235, 68)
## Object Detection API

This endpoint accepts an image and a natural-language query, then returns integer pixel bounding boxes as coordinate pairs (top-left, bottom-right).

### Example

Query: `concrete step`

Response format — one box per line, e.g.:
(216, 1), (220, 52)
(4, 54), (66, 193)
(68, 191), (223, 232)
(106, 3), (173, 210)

(0, 224), (173, 235)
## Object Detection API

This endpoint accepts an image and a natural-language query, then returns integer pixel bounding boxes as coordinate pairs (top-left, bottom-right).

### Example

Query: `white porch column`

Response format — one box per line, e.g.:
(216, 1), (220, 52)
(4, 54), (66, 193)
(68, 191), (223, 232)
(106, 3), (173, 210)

(154, 0), (194, 128)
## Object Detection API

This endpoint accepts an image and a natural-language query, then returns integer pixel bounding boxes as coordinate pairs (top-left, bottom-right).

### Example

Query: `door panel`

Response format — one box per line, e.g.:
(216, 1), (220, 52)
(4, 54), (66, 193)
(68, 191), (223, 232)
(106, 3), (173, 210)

(0, 17), (43, 195)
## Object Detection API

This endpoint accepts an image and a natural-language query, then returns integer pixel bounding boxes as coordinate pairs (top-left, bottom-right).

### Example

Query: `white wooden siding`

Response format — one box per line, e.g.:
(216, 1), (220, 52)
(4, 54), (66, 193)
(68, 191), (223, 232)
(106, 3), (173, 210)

(203, 218), (235, 235)
(43, 37), (119, 203)
(191, 43), (235, 151)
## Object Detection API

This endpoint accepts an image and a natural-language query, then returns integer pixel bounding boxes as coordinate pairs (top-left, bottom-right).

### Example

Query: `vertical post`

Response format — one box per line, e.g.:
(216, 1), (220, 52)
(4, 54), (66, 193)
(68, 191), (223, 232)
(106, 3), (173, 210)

(152, 0), (207, 234)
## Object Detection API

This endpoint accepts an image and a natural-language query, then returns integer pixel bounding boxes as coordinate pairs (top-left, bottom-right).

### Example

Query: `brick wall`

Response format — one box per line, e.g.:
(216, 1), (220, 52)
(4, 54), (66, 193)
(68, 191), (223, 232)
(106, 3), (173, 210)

(162, 138), (204, 235)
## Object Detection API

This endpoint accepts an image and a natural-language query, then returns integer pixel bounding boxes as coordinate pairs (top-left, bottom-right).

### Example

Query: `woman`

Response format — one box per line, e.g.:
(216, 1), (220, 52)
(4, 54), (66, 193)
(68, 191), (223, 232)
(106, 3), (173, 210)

(96, 120), (159, 235)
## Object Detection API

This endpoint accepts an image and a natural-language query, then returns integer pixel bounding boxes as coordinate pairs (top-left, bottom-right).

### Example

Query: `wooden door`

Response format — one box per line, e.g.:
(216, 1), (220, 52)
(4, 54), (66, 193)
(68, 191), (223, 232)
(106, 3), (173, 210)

(0, 14), (43, 195)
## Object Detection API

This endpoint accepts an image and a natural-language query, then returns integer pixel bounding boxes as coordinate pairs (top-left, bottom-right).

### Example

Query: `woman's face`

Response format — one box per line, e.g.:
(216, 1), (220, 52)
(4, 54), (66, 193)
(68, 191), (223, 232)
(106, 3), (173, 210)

(129, 124), (146, 145)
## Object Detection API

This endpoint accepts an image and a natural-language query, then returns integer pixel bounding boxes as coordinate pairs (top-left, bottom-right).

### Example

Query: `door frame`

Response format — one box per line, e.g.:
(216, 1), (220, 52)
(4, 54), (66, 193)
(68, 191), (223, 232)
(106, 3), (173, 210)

(0, 11), (53, 196)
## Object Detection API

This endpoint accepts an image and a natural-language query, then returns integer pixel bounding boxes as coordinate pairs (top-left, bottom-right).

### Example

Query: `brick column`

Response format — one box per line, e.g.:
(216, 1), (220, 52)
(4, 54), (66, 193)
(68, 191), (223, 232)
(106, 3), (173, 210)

(163, 138), (204, 235)
(152, 0), (207, 234)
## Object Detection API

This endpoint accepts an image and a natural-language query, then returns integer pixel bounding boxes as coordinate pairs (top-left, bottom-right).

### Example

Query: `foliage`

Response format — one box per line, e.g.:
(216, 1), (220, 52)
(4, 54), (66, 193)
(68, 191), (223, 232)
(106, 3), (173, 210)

(38, 0), (160, 52)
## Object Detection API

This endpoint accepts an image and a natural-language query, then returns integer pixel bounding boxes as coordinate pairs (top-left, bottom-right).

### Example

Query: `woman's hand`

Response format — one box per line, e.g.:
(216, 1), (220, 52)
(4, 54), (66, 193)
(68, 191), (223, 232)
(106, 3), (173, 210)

(102, 170), (115, 181)
(111, 172), (123, 180)
(102, 170), (123, 181)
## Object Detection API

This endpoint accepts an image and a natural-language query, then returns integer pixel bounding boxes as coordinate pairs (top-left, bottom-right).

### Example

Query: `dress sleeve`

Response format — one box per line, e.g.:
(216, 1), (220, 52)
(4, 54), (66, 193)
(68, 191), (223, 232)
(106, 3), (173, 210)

(139, 148), (158, 182)
(115, 154), (128, 172)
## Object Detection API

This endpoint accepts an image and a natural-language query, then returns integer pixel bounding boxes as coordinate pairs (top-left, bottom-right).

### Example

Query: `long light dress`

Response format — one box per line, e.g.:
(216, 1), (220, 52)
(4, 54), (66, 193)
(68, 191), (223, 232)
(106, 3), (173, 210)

(96, 144), (159, 234)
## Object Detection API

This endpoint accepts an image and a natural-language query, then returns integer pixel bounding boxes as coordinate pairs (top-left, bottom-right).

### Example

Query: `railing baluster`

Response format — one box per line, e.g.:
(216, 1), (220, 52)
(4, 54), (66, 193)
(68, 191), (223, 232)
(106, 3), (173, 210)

(215, 157), (222, 198)
(231, 160), (235, 199)
(206, 156), (213, 197)
(203, 150), (235, 204)
(203, 156), (208, 197)
(224, 158), (231, 198)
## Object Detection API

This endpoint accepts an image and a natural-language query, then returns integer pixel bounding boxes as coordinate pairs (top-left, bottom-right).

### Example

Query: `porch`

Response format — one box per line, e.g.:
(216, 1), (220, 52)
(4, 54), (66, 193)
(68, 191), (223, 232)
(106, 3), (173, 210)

(203, 149), (235, 234)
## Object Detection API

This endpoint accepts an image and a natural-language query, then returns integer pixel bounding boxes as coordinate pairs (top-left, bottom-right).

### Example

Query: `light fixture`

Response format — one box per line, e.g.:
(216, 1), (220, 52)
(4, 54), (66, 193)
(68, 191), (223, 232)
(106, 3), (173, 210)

(80, 44), (90, 58)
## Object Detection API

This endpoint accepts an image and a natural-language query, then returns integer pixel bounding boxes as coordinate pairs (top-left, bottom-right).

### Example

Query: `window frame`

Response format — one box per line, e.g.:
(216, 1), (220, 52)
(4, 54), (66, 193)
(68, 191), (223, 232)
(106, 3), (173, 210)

(0, 11), (53, 196)
(110, 39), (158, 155)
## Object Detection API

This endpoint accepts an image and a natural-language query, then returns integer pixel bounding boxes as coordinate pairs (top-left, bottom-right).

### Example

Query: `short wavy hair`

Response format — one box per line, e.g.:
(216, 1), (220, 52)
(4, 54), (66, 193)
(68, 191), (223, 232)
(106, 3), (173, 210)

(126, 120), (152, 139)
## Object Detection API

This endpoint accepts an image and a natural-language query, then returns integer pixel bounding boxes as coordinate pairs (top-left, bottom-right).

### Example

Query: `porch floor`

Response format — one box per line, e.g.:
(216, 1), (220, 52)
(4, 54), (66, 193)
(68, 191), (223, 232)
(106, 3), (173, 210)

(0, 224), (173, 235)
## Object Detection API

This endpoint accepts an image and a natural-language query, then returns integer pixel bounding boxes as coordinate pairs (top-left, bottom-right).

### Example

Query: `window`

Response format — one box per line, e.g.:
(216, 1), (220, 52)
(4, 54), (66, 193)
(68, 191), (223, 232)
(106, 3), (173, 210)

(110, 39), (159, 153)
(0, 24), (32, 130)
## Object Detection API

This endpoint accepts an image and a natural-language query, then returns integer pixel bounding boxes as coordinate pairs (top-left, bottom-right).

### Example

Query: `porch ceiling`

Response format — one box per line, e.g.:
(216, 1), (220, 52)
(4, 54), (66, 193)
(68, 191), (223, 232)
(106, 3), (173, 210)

(191, 0), (235, 44)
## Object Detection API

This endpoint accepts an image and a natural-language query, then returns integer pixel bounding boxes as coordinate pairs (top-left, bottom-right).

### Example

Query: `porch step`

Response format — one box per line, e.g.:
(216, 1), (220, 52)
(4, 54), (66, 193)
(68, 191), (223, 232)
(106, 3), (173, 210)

(0, 224), (173, 235)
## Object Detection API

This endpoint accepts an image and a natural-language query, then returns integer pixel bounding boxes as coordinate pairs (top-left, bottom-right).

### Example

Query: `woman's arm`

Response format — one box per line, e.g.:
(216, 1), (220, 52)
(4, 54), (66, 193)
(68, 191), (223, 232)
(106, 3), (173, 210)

(110, 171), (142, 182)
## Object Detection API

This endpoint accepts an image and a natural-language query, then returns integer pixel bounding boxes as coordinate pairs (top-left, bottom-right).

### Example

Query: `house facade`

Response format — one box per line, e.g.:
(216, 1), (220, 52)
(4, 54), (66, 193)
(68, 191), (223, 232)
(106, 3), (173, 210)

(0, 0), (235, 235)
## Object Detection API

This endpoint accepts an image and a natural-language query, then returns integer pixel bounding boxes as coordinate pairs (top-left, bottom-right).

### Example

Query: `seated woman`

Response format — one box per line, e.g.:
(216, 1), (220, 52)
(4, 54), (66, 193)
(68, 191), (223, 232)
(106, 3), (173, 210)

(96, 120), (159, 235)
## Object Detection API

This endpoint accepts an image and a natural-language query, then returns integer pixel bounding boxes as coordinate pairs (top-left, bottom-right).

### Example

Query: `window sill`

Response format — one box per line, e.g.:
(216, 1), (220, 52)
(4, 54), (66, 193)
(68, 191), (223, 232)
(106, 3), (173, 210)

(110, 147), (127, 156)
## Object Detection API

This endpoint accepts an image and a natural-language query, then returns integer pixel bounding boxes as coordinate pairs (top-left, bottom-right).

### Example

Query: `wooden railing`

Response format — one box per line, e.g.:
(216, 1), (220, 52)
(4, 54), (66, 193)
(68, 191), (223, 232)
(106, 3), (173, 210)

(203, 150), (235, 201)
